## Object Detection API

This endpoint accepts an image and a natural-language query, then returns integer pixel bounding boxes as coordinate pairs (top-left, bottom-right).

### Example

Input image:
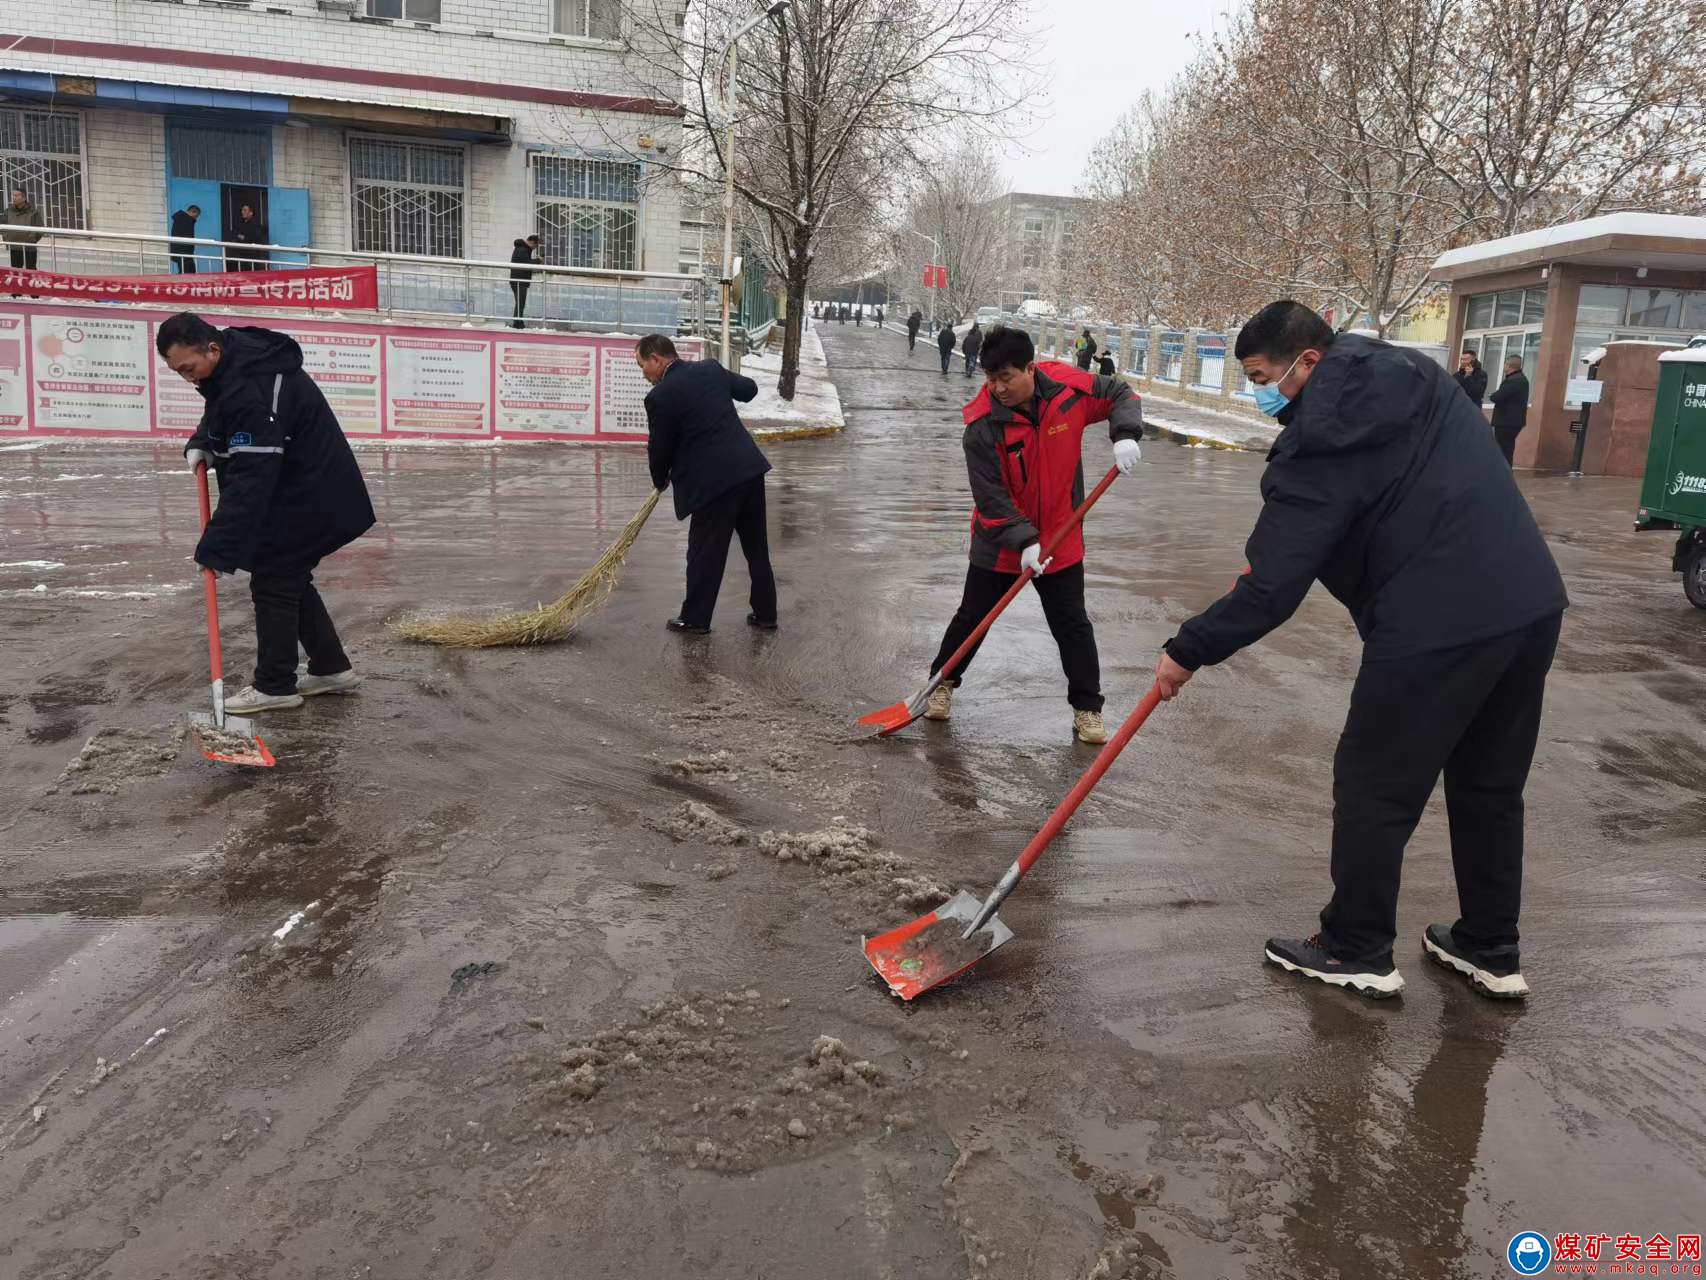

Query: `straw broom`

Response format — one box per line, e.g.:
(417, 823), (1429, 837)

(397, 488), (663, 648)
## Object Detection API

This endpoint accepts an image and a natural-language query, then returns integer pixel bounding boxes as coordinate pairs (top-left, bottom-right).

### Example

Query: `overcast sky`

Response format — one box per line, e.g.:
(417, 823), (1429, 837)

(998, 0), (1242, 197)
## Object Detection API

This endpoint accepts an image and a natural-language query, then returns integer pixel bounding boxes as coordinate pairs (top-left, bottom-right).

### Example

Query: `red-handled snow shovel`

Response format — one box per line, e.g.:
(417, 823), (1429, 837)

(188, 463), (275, 768)
(858, 465), (1122, 737)
(864, 684), (1164, 999)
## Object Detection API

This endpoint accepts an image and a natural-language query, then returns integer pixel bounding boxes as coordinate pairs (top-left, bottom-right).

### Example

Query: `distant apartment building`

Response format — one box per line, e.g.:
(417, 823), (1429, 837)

(990, 192), (1087, 302)
(0, 0), (685, 271)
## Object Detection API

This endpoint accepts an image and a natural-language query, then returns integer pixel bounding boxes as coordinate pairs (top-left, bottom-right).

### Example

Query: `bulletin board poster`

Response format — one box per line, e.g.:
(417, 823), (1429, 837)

(598, 340), (652, 437)
(0, 314), (25, 429)
(31, 314), (153, 432)
(386, 335), (492, 436)
(299, 330), (382, 435)
(495, 338), (595, 436)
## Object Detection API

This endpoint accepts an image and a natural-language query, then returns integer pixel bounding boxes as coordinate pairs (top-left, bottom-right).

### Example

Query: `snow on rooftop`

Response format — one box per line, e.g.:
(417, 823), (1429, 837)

(1657, 347), (1706, 364)
(1432, 213), (1706, 270)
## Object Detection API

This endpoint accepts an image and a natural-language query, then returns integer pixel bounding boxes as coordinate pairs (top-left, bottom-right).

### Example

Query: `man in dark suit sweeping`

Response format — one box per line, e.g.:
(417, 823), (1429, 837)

(637, 334), (778, 635)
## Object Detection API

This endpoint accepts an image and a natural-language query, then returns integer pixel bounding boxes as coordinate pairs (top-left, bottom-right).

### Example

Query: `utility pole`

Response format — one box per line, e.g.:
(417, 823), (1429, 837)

(720, 2), (791, 367)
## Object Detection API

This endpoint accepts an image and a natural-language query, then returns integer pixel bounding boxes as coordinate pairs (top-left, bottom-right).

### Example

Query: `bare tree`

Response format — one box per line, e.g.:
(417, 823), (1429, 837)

(883, 130), (1009, 321)
(608, 0), (1035, 398)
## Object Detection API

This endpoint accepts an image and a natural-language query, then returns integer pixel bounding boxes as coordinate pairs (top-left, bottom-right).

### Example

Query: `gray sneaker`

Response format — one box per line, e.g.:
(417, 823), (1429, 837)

(225, 685), (304, 713)
(297, 669), (362, 697)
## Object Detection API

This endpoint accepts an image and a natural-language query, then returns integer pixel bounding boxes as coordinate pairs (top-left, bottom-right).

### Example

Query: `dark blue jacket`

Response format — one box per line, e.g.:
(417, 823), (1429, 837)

(185, 327), (374, 573)
(644, 358), (771, 518)
(1166, 334), (1566, 669)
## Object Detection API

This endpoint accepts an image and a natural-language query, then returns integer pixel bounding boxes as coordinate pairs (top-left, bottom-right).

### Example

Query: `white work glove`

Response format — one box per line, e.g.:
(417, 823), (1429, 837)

(186, 448), (213, 474)
(1019, 544), (1052, 578)
(1113, 437), (1142, 474)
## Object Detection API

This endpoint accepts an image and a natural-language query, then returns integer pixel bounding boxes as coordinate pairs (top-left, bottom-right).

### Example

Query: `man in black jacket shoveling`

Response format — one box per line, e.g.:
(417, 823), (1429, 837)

(159, 313), (375, 714)
(637, 334), (777, 634)
(1153, 301), (1567, 1002)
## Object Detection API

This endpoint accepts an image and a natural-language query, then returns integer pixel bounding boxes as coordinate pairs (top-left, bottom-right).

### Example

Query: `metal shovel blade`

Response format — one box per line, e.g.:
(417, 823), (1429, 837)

(856, 697), (917, 736)
(189, 711), (276, 768)
(862, 890), (1014, 1001)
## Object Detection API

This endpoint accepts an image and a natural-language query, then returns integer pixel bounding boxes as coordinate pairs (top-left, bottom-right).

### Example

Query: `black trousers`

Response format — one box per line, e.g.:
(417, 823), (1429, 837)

(681, 476), (777, 628)
(170, 247), (197, 274)
(1494, 425), (1521, 466)
(511, 281), (530, 326)
(930, 562), (1102, 711)
(1320, 612), (1562, 962)
(8, 245), (37, 271)
(249, 562), (352, 696)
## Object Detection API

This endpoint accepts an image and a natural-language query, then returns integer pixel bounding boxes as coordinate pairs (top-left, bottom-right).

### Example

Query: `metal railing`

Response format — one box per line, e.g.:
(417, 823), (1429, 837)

(3, 224), (718, 335)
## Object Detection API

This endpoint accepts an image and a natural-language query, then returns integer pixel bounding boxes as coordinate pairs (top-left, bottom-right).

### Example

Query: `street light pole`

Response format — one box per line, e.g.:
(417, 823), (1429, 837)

(903, 226), (937, 334)
(720, 2), (789, 368)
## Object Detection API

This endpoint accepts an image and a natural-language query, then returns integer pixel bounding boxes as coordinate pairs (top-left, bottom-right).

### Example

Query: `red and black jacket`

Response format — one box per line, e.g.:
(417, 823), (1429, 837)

(961, 361), (1144, 574)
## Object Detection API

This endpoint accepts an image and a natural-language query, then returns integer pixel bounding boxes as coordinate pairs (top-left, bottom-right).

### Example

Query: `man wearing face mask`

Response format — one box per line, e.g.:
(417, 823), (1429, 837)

(1153, 301), (1566, 1003)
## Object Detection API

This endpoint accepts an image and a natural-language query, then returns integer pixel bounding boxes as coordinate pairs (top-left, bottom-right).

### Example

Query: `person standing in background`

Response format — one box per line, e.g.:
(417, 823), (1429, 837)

(510, 234), (540, 329)
(907, 309), (923, 352)
(1096, 348), (1116, 377)
(1453, 351), (1487, 407)
(226, 205), (269, 272)
(3, 189), (44, 272)
(1074, 328), (1097, 371)
(169, 205), (201, 274)
(1488, 354), (1530, 466)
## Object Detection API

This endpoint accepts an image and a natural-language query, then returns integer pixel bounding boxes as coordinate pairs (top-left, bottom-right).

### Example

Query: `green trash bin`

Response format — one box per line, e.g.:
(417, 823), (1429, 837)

(1636, 347), (1706, 608)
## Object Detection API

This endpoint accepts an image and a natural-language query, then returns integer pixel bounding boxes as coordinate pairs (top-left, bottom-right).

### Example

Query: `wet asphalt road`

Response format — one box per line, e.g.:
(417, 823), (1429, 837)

(3, 322), (1705, 1279)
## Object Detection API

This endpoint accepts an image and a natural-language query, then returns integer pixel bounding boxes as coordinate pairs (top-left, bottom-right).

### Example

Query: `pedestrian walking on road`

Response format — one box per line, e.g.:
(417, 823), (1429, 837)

(855, 305), (863, 327)
(937, 320), (957, 375)
(961, 321), (983, 376)
(1153, 300), (1568, 1002)
(169, 205), (201, 274)
(1489, 355), (1530, 466)
(160, 313), (374, 714)
(1074, 328), (1097, 371)
(637, 333), (777, 635)
(3, 189), (44, 272)
(1453, 351), (1487, 407)
(838, 305), (847, 325)
(510, 234), (540, 329)
(875, 306), (884, 327)
(924, 325), (1144, 743)
(907, 309), (923, 352)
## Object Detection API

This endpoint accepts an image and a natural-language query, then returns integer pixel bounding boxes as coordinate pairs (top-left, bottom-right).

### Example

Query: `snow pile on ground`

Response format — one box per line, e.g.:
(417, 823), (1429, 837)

(1142, 396), (1280, 452)
(739, 323), (845, 432)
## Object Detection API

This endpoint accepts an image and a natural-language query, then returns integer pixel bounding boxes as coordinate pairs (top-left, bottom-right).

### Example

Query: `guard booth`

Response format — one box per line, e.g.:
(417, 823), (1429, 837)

(1635, 346), (1706, 608)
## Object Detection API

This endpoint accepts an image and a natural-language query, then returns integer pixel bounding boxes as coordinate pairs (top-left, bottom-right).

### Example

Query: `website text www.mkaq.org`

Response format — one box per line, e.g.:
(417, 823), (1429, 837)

(1550, 1267), (1703, 1276)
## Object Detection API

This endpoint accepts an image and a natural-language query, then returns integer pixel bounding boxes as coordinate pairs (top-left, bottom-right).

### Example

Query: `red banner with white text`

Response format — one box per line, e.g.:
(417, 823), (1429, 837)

(0, 265), (380, 310)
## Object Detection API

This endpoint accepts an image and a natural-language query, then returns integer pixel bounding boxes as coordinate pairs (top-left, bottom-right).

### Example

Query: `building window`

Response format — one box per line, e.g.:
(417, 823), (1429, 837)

(1021, 215), (1045, 270)
(0, 108), (85, 230)
(533, 156), (639, 271)
(679, 219), (710, 277)
(169, 124), (270, 185)
(350, 136), (465, 258)
(1460, 286), (1550, 401)
(553, 0), (622, 39)
(1565, 282), (1706, 374)
(368, 0), (440, 21)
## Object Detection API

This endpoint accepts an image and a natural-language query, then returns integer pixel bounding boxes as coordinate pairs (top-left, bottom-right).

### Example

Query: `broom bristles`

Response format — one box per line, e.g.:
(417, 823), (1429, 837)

(396, 488), (663, 648)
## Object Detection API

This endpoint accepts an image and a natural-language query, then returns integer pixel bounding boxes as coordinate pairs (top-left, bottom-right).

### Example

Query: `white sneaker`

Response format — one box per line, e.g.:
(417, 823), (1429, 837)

(226, 685), (304, 713)
(1073, 709), (1110, 745)
(923, 683), (954, 721)
(297, 669), (362, 697)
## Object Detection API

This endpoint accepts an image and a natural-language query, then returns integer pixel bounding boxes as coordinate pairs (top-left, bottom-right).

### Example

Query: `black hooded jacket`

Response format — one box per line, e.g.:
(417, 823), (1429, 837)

(510, 239), (537, 282)
(185, 327), (375, 573)
(1165, 334), (1566, 670)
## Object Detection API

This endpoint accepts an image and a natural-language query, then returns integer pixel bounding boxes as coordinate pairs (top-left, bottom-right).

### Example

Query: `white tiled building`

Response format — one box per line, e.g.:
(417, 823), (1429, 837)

(0, 0), (685, 273)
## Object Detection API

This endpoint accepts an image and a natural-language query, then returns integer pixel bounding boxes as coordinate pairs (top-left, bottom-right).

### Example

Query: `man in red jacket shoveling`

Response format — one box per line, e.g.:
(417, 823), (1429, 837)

(924, 325), (1144, 743)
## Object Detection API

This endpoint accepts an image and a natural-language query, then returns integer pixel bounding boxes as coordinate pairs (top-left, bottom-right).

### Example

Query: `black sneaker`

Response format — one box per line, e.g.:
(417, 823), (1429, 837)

(665, 617), (711, 635)
(746, 613), (778, 630)
(1264, 934), (1405, 999)
(1422, 924), (1529, 1000)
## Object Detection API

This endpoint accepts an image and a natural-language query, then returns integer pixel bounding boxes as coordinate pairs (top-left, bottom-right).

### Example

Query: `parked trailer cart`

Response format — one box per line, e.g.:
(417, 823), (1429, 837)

(1637, 347), (1706, 609)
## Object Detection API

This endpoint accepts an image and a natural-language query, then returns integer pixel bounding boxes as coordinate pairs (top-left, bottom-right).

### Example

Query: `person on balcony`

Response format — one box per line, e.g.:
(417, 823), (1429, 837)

(169, 205), (201, 274)
(510, 235), (540, 328)
(3, 189), (44, 274)
(226, 205), (269, 272)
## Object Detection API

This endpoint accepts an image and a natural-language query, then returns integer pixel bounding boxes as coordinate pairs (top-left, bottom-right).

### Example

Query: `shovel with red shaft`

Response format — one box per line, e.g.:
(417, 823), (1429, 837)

(188, 463), (275, 768)
(863, 684), (1164, 999)
(858, 465), (1121, 737)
